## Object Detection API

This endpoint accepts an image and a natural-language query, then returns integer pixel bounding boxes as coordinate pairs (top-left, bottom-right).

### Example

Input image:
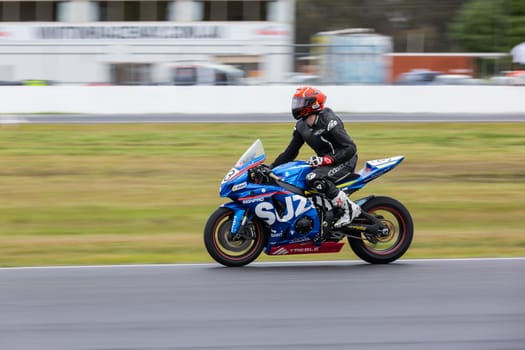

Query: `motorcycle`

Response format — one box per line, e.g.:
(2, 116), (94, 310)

(204, 139), (413, 267)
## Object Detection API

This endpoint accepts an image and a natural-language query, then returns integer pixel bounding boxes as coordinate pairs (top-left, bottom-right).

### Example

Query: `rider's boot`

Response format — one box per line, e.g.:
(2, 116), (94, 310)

(331, 191), (361, 229)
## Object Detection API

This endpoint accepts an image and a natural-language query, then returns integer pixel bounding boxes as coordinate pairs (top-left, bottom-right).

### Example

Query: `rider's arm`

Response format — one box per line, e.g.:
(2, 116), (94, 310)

(271, 127), (304, 168)
(328, 121), (357, 164)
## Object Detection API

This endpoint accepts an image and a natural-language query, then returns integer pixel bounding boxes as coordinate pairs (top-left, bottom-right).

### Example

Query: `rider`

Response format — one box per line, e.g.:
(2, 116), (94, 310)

(270, 86), (361, 229)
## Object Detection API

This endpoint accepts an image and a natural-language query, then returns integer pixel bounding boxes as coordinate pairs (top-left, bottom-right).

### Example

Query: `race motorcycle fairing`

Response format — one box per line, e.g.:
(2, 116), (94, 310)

(205, 139), (413, 267)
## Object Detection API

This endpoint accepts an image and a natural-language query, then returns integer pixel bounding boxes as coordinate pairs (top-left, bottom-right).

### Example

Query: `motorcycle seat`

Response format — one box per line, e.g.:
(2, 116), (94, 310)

(334, 173), (360, 185)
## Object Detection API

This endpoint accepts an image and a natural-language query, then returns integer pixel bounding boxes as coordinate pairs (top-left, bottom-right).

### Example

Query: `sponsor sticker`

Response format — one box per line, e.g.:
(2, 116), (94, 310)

(232, 182), (247, 191)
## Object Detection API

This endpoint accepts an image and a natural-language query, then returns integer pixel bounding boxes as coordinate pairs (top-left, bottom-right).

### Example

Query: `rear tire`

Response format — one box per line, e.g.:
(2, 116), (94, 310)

(348, 196), (413, 264)
(204, 207), (267, 267)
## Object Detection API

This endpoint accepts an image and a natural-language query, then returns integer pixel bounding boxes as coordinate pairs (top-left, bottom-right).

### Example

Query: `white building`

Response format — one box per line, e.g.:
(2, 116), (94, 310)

(0, 0), (294, 84)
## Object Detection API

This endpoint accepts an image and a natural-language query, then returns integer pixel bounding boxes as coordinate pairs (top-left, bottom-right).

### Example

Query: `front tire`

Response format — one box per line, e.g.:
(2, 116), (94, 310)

(204, 207), (267, 267)
(348, 196), (413, 264)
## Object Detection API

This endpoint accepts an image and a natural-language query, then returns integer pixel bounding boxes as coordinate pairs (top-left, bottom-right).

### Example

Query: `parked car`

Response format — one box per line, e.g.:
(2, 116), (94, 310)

(22, 79), (54, 86)
(169, 62), (245, 86)
(488, 75), (516, 85)
(0, 81), (22, 85)
(394, 69), (441, 85)
(506, 70), (525, 85)
(432, 74), (483, 85)
(0, 80), (53, 86)
(284, 73), (320, 84)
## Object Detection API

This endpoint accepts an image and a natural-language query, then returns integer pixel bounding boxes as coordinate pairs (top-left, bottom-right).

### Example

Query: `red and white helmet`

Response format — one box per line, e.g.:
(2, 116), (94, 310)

(291, 86), (327, 120)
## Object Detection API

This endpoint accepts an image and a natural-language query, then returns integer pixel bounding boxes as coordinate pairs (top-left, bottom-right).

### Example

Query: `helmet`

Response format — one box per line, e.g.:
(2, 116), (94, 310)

(291, 86), (327, 120)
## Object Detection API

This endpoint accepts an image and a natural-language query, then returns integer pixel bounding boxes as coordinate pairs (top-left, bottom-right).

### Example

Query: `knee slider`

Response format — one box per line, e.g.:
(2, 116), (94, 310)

(306, 173), (328, 193)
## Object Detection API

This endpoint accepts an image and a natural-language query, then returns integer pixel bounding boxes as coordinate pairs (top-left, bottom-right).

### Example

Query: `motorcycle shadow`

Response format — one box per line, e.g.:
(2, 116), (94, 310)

(207, 260), (414, 272)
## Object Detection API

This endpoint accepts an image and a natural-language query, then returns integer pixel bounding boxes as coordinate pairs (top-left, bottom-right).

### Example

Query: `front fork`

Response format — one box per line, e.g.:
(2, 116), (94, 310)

(221, 202), (246, 234)
(221, 202), (256, 240)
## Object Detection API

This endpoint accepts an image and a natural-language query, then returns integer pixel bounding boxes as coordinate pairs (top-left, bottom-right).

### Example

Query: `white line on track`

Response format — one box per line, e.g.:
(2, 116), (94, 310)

(0, 257), (524, 271)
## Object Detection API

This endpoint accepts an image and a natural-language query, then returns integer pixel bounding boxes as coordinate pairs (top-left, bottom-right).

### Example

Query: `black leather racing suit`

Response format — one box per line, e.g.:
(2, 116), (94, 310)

(271, 108), (358, 200)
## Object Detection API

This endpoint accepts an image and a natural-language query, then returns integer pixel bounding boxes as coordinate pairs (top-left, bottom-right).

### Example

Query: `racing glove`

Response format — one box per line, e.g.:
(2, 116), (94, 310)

(250, 164), (272, 183)
(308, 155), (334, 167)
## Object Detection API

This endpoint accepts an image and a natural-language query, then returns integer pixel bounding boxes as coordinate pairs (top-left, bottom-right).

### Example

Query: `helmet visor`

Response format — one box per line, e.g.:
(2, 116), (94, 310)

(292, 96), (313, 110)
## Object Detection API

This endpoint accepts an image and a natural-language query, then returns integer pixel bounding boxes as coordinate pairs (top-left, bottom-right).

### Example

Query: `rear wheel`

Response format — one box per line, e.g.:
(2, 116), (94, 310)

(204, 207), (267, 267)
(348, 196), (413, 264)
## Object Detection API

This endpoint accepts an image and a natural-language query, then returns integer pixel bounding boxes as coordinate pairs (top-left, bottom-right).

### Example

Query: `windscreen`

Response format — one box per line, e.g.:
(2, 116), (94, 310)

(222, 139), (266, 184)
(234, 139), (265, 169)
(173, 67), (197, 85)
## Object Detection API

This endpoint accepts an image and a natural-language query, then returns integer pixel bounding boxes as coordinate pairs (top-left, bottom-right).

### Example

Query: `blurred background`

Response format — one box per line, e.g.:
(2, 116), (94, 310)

(1, 0), (524, 267)
(0, 0), (524, 86)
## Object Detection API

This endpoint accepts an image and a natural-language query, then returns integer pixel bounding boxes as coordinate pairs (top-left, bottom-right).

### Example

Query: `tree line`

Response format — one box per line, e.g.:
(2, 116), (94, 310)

(295, 0), (525, 53)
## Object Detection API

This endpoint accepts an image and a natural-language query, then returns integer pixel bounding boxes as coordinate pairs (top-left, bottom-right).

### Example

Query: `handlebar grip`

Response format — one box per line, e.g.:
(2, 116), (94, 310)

(269, 172), (280, 181)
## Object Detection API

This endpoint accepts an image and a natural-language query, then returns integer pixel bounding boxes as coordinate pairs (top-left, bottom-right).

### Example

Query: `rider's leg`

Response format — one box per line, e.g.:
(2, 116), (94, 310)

(330, 190), (361, 228)
(306, 171), (361, 228)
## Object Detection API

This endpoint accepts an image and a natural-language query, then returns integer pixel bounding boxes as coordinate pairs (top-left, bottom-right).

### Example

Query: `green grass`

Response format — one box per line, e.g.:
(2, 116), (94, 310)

(1, 123), (524, 267)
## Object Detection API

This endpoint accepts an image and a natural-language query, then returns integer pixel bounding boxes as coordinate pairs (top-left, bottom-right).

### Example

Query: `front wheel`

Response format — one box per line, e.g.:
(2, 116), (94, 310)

(204, 207), (267, 267)
(348, 196), (413, 264)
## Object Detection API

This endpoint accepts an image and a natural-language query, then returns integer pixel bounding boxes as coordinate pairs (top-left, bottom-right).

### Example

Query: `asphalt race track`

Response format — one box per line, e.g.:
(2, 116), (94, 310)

(1, 113), (524, 349)
(1, 258), (524, 350)
(2, 113), (525, 124)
